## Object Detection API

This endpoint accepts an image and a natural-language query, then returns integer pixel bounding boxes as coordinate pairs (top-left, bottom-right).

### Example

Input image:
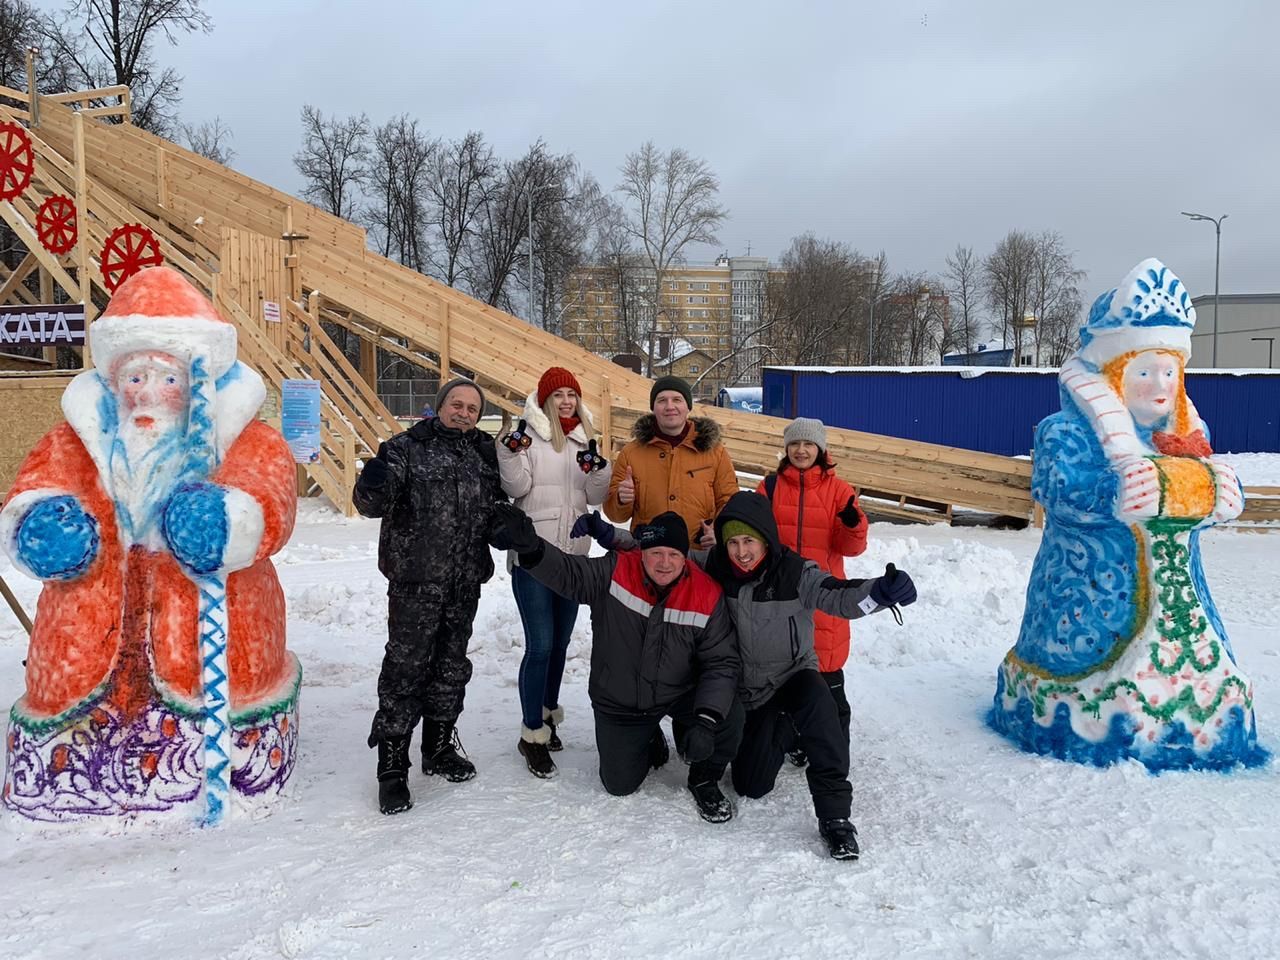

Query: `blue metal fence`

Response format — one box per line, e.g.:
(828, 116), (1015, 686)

(762, 366), (1280, 456)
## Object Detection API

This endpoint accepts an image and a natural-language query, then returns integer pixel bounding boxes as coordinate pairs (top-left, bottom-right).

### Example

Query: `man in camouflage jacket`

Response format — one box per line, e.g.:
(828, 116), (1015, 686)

(354, 377), (503, 812)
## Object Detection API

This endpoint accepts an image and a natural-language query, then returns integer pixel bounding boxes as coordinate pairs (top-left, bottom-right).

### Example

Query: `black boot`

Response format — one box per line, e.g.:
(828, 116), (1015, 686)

(519, 724), (557, 779)
(648, 726), (670, 770)
(543, 705), (565, 752)
(688, 779), (734, 823)
(376, 736), (413, 815)
(421, 719), (477, 782)
(819, 818), (860, 861)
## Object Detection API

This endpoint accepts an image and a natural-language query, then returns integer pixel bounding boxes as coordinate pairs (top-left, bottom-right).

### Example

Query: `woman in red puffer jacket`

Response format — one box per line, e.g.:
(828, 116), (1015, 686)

(756, 417), (868, 746)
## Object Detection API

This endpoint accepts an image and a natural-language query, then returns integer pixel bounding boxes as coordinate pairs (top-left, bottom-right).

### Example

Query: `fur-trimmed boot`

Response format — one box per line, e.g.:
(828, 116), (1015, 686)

(519, 724), (557, 779)
(376, 736), (413, 815)
(421, 719), (477, 782)
(543, 705), (565, 752)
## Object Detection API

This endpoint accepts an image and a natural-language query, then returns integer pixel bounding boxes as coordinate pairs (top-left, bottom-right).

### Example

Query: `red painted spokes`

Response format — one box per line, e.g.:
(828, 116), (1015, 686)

(36, 194), (78, 254)
(100, 223), (163, 292)
(0, 121), (34, 201)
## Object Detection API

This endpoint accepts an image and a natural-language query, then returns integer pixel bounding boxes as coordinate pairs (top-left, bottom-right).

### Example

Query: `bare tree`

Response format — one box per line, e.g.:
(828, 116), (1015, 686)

(180, 115), (234, 164)
(1029, 231), (1084, 365)
(293, 105), (370, 219)
(365, 114), (437, 271)
(38, 0), (211, 135)
(425, 131), (495, 288)
(983, 230), (1037, 361)
(616, 142), (727, 374)
(1, 0), (40, 89)
(468, 140), (575, 314)
(944, 244), (982, 354)
(769, 235), (863, 366)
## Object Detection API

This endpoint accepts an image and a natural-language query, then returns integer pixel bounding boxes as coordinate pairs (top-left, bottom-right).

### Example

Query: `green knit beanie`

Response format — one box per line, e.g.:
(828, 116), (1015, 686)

(721, 520), (765, 544)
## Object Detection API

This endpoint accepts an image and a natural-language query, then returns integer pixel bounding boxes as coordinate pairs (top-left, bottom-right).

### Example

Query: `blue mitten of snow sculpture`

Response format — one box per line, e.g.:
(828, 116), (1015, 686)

(15, 495), (99, 580)
(162, 481), (229, 575)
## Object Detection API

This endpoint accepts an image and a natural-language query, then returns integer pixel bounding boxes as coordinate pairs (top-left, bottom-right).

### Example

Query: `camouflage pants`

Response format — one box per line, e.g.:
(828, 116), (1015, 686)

(367, 583), (479, 746)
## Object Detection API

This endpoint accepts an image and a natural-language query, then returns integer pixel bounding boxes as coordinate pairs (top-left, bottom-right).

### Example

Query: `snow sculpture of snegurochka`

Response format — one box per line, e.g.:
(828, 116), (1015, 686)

(0, 266), (300, 825)
(990, 258), (1266, 771)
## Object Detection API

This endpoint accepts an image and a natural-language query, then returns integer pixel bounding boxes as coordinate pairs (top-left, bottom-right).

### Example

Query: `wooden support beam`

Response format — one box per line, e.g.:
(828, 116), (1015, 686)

(39, 268), (56, 364)
(440, 302), (451, 382)
(73, 111), (95, 368)
(156, 145), (168, 208)
(359, 336), (377, 389)
(0, 253), (38, 303)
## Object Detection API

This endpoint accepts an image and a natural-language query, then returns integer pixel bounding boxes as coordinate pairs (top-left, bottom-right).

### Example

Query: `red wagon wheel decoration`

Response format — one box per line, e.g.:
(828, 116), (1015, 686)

(101, 223), (163, 292)
(36, 195), (78, 255)
(0, 121), (34, 201)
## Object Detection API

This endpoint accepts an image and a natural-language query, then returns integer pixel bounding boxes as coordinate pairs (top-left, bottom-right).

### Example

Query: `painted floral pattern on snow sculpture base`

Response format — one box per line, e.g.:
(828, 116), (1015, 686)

(990, 258), (1266, 771)
(0, 266), (300, 825)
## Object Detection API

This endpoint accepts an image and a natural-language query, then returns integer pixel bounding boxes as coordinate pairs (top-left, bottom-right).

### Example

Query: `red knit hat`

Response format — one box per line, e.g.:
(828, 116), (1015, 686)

(537, 367), (582, 407)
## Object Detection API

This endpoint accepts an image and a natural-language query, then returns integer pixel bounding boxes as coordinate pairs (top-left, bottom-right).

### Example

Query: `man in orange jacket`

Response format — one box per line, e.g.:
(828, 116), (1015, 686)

(604, 376), (738, 546)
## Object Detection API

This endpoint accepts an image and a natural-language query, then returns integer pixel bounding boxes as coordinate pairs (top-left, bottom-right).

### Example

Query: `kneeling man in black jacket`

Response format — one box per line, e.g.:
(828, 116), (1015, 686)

(489, 503), (745, 822)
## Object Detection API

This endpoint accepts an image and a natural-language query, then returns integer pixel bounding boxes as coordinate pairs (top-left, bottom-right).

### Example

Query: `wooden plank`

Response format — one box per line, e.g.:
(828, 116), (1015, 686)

(0, 253), (37, 303)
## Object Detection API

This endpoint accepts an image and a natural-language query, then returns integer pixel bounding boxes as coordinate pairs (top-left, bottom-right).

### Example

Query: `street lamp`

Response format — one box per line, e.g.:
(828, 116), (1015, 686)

(1251, 337), (1275, 369)
(1181, 211), (1228, 367)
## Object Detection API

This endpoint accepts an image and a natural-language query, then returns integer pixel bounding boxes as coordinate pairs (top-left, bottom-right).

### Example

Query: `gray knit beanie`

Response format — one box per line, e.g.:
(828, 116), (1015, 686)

(436, 376), (485, 413)
(783, 417), (827, 451)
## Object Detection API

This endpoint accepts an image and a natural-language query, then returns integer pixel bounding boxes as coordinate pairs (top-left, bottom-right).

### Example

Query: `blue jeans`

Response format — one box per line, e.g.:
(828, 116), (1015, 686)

(511, 566), (579, 731)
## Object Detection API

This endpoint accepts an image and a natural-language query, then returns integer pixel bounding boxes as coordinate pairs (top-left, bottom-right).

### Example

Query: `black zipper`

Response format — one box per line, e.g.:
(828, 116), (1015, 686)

(789, 619), (799, 659)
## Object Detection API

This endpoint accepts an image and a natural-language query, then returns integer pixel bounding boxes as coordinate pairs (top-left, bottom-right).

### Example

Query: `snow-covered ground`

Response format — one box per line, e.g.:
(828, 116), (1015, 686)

(1218, 452), (1280, 487)
(2, 498), (1280, 960)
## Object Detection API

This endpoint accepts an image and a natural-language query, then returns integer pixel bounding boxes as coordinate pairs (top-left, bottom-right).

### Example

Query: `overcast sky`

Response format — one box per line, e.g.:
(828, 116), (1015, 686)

(151, 0), (1277, 305)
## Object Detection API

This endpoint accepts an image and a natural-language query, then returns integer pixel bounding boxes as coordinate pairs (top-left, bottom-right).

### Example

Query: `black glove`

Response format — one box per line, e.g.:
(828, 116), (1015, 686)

(576, 439), (608, 474)
(570, 510), (615, 548)
(837, 495), (864, 529)
(488, 503), (541, 555)
(501, 419), (532, 452)
(683, 713), (720, 764)
(870, 563), (916, 608)
(359, 458), (389, 489)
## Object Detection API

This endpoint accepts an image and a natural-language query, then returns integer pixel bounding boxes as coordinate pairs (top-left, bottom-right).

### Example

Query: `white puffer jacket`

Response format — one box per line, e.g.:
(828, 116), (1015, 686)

(497, 392), (612, 566)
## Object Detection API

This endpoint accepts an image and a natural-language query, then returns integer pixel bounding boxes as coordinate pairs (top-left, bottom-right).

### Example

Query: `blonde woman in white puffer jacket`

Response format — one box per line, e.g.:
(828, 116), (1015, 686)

(496, 367), (612, 778)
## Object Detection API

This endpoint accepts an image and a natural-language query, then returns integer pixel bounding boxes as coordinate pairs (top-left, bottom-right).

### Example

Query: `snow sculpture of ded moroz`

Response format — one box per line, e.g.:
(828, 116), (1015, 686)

(990, 258), (1265, 771)
(0, 266), (300, 824)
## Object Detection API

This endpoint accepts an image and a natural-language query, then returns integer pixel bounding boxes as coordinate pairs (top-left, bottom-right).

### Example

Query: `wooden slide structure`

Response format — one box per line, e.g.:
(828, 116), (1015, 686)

(2, 83), (1270, 527)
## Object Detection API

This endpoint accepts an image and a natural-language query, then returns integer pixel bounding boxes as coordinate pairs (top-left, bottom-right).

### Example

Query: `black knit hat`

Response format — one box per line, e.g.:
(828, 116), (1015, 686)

(635, 511), (690, 554)
(650, 375), (692, 410)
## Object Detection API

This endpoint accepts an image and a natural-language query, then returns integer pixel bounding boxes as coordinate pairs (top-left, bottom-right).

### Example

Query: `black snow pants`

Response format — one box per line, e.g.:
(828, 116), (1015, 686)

(821, 669), (852, 745)
(367, 581), (479, 746)
(732, 669), (852, 820)
(594, 692), (745, 797)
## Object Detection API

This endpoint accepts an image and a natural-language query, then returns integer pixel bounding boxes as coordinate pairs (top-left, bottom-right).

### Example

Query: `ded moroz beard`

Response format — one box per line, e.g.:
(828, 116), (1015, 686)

(110, 409), (190, 548)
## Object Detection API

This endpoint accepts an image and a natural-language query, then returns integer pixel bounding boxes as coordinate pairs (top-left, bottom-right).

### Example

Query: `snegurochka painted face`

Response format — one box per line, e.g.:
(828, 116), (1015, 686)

(1123, 351), (1181, 427)
(113, 351), (189, 431)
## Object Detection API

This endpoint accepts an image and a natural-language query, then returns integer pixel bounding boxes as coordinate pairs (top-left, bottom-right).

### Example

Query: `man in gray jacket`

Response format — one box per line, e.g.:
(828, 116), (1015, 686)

(700, 492), (916, 859)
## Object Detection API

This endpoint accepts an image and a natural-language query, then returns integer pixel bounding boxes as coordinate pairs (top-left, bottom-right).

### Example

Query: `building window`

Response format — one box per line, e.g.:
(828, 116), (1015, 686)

(690, 365), (700, 373)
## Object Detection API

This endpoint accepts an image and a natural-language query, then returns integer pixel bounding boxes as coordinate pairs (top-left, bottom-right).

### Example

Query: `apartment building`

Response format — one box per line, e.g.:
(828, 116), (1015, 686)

(563, 255), (778, 388)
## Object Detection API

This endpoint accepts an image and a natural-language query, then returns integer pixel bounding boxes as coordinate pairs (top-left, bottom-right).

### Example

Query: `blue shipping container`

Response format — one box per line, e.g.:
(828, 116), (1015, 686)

(761, 366), (1280, 456)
